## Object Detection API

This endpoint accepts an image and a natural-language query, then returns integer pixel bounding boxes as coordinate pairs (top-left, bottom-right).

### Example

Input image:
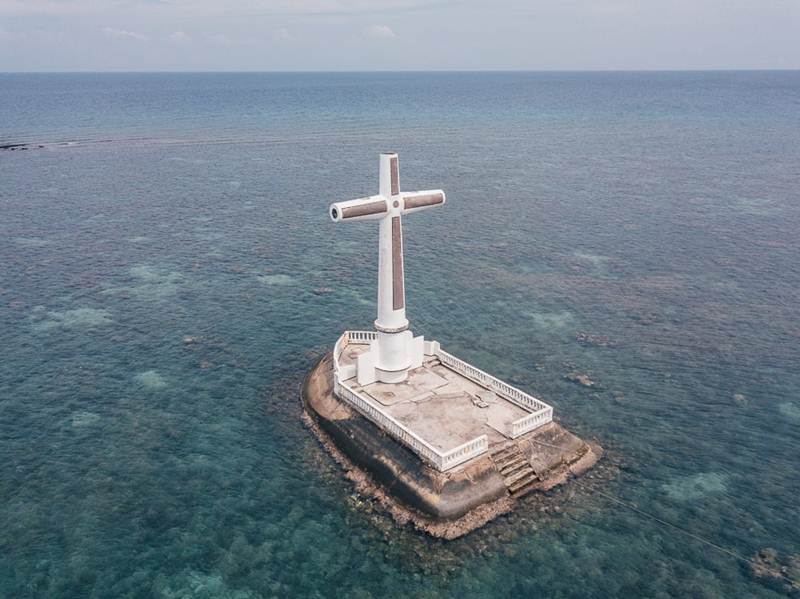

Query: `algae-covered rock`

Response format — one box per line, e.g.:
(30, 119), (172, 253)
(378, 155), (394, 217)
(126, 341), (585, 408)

(565, 371), (598, 388)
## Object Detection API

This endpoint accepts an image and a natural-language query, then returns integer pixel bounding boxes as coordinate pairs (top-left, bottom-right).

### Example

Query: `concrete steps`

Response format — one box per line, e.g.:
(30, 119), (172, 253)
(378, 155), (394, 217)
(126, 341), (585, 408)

(490, 443), (539, 498)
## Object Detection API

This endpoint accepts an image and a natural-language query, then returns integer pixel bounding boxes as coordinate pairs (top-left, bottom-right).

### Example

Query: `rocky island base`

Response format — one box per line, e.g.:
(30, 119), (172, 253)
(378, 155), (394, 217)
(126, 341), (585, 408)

(302, 353), (602, 539)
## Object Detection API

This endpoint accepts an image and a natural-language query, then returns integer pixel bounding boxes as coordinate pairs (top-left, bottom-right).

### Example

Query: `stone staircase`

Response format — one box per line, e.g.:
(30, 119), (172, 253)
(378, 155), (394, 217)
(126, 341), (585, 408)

(490, 443), (539, 498)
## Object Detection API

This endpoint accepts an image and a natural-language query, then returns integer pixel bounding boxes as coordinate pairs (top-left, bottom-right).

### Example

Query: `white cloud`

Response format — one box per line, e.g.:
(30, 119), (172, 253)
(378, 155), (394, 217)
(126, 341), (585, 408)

(102, 26), (148, 41)
(207, 33), (258, 47)
(363, 24), (396, 39)
(272, 27), (291, 41)
(168, 30), (191, 43)
(3, 0), (800, 70)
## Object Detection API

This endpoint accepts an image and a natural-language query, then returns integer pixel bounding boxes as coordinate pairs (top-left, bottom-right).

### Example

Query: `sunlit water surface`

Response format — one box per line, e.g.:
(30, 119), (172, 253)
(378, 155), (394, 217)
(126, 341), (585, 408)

(1, 72), (799, 598)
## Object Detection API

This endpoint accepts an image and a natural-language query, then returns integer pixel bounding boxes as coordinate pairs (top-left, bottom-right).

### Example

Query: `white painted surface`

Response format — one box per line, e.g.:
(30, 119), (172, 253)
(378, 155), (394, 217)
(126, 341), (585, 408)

(329, 153), (444, 384)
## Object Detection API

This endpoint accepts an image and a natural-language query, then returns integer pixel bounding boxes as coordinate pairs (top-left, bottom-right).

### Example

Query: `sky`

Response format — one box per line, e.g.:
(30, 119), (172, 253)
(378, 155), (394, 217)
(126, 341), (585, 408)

(1, 0), (799, 71)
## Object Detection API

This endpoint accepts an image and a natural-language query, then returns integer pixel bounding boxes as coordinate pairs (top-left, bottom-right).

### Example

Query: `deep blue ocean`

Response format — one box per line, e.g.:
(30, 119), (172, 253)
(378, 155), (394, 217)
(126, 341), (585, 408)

(1, 71), (799, 598)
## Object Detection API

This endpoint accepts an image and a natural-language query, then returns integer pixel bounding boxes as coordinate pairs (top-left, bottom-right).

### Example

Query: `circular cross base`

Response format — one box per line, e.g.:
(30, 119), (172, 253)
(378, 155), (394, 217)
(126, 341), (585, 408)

(374, 321), (409, 334)
(375, 366), (409, 383)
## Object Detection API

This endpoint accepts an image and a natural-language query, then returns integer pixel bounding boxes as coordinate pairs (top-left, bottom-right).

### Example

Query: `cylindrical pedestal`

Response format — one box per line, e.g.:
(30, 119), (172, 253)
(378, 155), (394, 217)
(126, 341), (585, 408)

(375, 331), (410, 382)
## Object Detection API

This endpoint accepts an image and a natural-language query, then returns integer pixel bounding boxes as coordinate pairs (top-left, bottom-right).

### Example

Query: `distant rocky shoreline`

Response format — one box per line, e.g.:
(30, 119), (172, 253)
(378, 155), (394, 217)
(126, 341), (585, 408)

(1, 143), (39, 151)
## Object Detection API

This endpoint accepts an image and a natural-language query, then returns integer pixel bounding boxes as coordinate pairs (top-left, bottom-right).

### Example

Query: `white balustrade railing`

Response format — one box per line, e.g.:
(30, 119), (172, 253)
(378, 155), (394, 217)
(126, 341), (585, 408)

(510, 407), (553, 438)
(330, 331), (552, 470)
(348, 330), (378, 343)
(333, 378), (449, 468)
(440, 435), (489, 469)
(332, 331), (348, 375)
(437, 349), (553, 421)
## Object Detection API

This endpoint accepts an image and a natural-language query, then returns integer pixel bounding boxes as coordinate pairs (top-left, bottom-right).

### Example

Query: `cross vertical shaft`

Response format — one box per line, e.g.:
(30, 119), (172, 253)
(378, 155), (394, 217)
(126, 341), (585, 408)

(376, 153), (407, 335)
(328, 152), (446, 384)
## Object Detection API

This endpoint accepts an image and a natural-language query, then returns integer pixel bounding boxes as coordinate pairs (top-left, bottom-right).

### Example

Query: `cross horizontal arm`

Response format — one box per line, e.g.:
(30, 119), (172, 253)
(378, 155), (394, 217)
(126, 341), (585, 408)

(401, 190), (446, 215)
(330, 195), (387, 222)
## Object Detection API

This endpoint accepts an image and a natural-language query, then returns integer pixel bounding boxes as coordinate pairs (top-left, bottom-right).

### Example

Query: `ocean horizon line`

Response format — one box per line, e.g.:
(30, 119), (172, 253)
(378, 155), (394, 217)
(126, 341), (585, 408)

(2, 68), (800, 75)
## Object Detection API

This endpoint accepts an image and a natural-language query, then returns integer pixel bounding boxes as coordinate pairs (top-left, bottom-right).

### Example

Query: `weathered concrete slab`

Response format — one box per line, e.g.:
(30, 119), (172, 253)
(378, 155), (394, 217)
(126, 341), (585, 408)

(364, 367), (449, 406)
(390, 393), (490, 450)
(344, 346), (530, 452)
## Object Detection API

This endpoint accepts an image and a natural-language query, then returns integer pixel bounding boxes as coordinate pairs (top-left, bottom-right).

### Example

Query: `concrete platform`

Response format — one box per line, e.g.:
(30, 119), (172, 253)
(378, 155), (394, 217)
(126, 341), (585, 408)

(340, 346), (530, 451)
(302, 353), (603, 539)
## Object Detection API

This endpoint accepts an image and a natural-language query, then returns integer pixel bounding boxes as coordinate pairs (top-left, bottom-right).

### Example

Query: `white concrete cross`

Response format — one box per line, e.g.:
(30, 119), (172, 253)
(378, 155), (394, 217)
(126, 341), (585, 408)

(329, 153), (446, 385)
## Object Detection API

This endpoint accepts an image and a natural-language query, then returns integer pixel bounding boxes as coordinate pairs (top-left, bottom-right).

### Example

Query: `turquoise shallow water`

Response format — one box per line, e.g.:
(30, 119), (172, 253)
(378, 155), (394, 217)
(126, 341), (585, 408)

(1, 72), (800, 598)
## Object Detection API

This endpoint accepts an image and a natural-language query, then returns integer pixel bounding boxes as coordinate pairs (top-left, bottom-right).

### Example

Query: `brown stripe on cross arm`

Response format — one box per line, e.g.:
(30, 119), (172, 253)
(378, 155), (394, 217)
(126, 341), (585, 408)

(390, 156), (399, 196)
(341, 200), (387, 219)
(391, 216), (405, 310)
(403, 192), (444, 210)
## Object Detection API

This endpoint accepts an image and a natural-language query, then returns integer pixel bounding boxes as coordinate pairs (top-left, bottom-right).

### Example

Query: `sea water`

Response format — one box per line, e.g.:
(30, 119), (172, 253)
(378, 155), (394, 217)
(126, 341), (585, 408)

(1, 71), (799, 597)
